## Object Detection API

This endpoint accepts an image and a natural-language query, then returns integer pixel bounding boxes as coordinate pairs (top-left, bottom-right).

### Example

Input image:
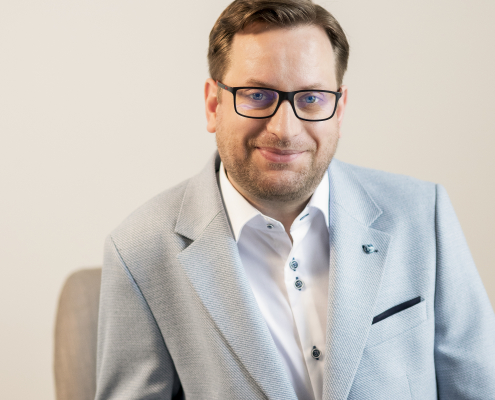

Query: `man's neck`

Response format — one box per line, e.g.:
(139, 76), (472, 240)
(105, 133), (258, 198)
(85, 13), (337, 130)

(226, 172), (312, 240)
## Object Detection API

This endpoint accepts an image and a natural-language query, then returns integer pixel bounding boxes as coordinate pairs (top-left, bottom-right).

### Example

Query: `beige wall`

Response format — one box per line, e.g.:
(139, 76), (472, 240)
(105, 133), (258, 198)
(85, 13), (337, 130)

(0, 0), (493, 398)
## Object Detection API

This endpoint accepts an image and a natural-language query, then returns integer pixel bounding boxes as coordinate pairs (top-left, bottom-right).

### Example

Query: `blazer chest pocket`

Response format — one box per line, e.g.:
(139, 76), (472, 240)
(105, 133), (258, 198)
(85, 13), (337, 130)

(365, 297), (427, 348)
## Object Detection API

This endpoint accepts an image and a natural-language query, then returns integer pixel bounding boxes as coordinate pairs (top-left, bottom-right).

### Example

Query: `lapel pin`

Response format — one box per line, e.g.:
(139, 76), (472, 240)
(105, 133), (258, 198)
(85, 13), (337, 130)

(363, 244), (378, 254)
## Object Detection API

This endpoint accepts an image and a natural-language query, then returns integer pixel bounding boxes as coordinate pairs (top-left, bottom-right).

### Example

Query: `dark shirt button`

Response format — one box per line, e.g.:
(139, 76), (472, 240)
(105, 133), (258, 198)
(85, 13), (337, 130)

(294, 277), (304, 291)
(311, 346), (321, 360)
(289, 258), (299, 271)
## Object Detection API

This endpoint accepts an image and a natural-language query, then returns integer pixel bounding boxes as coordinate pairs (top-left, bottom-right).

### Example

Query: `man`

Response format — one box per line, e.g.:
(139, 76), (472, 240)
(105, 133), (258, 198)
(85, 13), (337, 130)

(95, 0), (495, 399)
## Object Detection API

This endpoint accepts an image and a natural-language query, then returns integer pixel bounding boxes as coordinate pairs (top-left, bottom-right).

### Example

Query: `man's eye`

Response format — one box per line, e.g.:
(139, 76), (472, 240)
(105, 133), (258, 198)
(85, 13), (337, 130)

(250, 92), (265, 101)
(304, 95), (318, 103)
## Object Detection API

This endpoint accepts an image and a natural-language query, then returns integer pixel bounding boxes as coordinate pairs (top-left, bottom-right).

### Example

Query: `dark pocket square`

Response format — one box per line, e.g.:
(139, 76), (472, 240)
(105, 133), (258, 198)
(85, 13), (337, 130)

(372, 296), (422, 324)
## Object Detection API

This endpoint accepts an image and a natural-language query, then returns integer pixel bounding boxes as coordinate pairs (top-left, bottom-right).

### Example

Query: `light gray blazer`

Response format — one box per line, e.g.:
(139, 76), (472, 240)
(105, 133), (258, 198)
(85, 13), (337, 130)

(96, 153), (495, 400)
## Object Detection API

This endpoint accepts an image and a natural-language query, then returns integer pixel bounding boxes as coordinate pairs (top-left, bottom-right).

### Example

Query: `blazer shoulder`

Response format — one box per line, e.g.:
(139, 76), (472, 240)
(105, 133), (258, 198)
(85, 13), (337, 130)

(336, 160), (437, 217)
(108, 178), (190, 250)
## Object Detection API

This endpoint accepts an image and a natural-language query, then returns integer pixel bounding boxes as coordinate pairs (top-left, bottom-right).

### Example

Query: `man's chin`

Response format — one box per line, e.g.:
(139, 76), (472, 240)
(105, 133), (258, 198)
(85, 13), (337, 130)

(244, 170), (313, 202)
(223, 154), (328, 203)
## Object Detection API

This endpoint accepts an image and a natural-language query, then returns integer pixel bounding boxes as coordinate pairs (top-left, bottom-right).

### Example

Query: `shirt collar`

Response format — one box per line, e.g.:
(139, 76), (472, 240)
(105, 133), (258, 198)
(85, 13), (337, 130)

(219, 161), (329, 242)
(305, 167), (330, 228)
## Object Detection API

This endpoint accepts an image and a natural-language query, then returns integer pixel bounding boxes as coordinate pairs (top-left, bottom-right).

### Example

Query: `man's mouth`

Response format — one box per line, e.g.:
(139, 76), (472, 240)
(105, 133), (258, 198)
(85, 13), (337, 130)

(256, 147), (305, 163)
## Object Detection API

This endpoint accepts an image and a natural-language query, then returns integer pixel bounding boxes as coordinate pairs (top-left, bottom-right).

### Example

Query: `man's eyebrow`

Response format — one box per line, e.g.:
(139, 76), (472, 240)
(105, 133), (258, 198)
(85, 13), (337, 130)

(243, 78), (275, 87)
(243, 79), (328, 90)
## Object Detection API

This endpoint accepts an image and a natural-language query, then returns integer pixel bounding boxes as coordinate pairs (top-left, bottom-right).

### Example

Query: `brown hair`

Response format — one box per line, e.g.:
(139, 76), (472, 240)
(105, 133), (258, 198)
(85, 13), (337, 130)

(208, 0), (350, 88)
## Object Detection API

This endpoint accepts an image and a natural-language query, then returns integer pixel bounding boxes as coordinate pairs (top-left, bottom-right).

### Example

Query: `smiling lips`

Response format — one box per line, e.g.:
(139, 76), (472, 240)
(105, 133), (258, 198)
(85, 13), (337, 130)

(256, 147), (305, 163)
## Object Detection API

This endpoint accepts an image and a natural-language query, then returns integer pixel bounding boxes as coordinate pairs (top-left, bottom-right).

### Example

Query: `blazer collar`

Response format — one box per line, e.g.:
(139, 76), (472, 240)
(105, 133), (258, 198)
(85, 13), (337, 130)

(174, 152), (224, 241)
(173, 153), (379, 239)
(328, 158), (382, 227)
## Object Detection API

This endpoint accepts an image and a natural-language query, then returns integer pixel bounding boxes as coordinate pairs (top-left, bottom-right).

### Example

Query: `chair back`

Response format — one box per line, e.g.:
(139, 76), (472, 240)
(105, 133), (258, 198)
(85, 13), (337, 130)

(54, 268), (102, 400)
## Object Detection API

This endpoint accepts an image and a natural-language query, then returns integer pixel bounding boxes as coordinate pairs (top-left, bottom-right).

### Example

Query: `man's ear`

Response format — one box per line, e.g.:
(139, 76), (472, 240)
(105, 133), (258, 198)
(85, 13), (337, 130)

(336, 84), (348, 138)
(205, 78), (219, 133)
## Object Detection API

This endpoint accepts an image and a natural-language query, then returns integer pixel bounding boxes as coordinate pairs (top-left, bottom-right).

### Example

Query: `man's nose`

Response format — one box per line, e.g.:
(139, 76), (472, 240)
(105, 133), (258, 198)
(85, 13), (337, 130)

(265, 100), (302, 140)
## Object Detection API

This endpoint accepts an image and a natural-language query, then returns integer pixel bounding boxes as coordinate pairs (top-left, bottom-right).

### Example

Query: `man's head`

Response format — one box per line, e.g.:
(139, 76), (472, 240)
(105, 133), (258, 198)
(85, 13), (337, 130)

(205, 0), (349, 205)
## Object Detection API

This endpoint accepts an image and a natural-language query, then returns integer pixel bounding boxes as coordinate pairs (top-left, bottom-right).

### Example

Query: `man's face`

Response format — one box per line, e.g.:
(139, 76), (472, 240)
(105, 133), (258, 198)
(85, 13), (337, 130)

(205, 23), (347, 203)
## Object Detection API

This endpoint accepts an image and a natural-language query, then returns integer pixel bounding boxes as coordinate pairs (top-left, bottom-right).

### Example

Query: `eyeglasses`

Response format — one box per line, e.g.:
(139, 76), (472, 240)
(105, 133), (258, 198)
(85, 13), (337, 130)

(217, 81), (342, 122)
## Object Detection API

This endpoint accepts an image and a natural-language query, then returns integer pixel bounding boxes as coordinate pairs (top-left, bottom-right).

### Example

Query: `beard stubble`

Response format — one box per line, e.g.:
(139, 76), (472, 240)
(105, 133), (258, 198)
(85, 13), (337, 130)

(216, 125), (339, 204)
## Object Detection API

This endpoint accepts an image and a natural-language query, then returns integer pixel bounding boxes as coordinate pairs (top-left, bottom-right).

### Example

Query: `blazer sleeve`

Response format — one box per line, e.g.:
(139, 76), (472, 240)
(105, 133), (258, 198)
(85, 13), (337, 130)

(434, 184), (495, 398)
(95, 235), (183, 400)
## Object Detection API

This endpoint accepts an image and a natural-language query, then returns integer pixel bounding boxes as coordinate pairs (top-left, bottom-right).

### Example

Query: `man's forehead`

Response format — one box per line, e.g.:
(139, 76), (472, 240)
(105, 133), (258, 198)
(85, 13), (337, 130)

(228, 24), (337, 89)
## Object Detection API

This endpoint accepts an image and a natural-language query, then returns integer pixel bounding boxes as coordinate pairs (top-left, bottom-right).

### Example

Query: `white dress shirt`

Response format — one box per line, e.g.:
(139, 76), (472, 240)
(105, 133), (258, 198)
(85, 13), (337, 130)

(218, 162), (330, 400)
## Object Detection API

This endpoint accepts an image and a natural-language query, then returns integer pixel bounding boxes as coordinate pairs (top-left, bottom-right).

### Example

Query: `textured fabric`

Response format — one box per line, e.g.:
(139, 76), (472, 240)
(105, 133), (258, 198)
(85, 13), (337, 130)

(54, 268), (101, 400)
(96, 152), (495, 399)
(219, 161), (330, 400)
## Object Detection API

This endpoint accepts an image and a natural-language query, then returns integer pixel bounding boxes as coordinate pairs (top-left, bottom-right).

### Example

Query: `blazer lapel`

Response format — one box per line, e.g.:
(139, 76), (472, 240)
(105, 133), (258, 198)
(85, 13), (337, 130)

(175, 153), (297, 400)
(322, 160), (392, 400)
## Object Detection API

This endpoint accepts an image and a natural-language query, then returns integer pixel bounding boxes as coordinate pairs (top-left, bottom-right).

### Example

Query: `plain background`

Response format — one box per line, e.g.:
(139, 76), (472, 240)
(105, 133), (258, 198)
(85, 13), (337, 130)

(1, 0), (494, 398)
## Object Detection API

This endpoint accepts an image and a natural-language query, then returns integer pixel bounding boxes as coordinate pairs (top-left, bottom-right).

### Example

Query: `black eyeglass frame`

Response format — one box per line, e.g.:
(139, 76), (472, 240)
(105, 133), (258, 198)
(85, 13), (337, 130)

(217, 81), (342, 122)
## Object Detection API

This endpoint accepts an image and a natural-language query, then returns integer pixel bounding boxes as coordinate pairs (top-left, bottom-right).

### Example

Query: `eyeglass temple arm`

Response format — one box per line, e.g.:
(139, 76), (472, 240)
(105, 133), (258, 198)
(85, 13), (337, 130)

(216, 81), (235, 93)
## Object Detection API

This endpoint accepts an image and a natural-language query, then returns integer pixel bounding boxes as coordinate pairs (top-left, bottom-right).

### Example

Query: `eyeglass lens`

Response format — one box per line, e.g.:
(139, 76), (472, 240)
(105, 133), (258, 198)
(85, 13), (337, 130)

(235, 88), (337, 120)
